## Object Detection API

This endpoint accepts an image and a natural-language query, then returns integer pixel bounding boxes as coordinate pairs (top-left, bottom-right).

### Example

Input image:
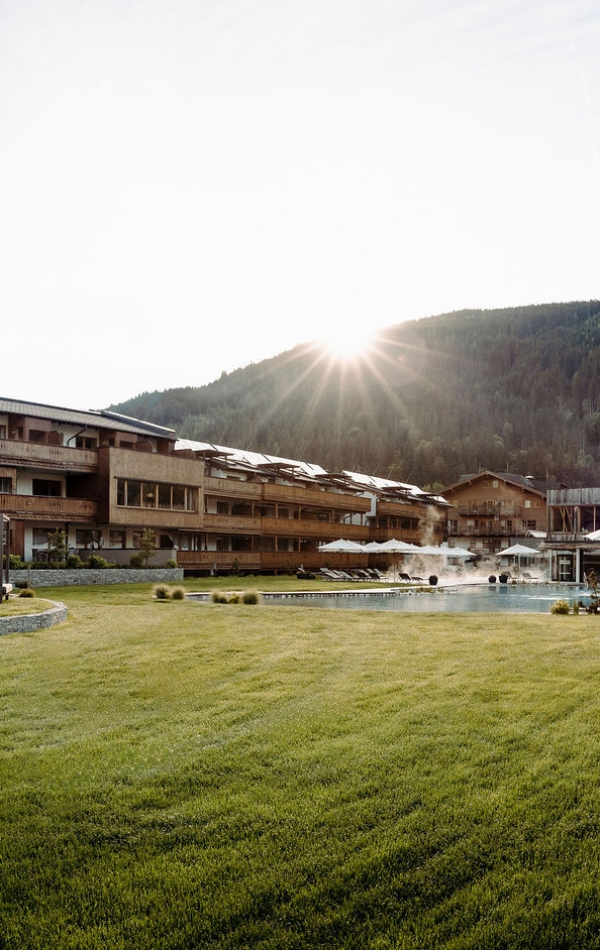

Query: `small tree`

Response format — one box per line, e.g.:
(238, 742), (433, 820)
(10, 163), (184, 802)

(47, 529), (68, 562)
(138, 528), (157, 568)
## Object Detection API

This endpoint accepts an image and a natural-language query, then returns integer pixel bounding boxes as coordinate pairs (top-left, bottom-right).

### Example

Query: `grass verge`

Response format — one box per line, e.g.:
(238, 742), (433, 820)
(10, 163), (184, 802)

(1, 589), (599, 948)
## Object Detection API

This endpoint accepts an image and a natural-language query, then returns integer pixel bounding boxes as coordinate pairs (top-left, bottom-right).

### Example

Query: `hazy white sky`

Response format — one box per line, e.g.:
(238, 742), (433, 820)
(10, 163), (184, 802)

(2, 0), (599, 410)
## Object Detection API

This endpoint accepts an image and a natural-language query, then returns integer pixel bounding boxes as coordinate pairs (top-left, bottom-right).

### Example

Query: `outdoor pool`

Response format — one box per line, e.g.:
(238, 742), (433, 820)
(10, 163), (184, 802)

(262, 583), (590, 614)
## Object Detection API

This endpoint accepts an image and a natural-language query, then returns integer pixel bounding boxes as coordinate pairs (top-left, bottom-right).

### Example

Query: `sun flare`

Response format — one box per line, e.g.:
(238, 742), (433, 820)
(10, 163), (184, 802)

(318, 326), (376, 362)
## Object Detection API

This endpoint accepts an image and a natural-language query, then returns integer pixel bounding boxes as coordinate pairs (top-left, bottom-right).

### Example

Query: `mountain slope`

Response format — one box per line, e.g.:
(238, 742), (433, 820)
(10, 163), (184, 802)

(111, 301), (600, 487)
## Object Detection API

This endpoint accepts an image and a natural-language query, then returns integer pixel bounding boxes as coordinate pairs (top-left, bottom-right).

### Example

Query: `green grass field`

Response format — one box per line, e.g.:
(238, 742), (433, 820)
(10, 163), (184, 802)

(2, 583), (600, 948)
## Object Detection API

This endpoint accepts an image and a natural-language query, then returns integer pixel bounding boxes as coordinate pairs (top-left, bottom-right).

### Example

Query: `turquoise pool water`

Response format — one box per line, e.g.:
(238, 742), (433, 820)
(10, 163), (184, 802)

(262, 583), (589, 614)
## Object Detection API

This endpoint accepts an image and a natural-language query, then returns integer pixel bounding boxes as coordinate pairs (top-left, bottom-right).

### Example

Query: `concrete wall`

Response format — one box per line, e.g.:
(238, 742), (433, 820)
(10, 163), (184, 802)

(8, 568), (184, 588)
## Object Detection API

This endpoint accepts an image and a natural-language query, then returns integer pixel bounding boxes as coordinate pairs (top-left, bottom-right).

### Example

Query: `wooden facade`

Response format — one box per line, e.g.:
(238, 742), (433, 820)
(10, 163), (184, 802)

(442, 471), (549, 557)
(0, 398), (449, 574)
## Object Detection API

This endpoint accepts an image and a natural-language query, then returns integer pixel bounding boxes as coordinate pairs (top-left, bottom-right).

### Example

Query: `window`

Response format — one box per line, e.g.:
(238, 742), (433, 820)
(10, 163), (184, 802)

(0, 477), (12, 493)
(76, 435), (97, 449)
(0, 425), (7, 438)
(116, 479), (196, 511)
(158, 484), (172, 508)
(127, 482), (141, 506)
(527, 520), (536, 530)
(109, 530), (125, 548)
(524, 500), (531, 508)
(492, 480), (499, 488)
(217, 501), (229, 515)
(76, 530), (94, 548)
(29, 429), (47, 443)
(142, 483), (156, 507)
(32, 479), (61, 496)
(33, 528), (49, 546)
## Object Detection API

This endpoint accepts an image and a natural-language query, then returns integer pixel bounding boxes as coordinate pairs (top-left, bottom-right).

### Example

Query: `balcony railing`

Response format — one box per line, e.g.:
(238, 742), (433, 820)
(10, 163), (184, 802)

(0, 493), (97, 522)
(0, 439), (98, 473)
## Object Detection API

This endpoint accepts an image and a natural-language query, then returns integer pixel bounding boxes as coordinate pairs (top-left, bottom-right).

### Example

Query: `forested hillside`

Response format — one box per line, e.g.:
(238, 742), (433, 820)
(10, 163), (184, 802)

(111, 301), (600, 488)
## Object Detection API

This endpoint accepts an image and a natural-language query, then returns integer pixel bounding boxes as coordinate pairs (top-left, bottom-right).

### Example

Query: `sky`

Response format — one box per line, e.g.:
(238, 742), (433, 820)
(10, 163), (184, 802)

(1, 0), (599, 410)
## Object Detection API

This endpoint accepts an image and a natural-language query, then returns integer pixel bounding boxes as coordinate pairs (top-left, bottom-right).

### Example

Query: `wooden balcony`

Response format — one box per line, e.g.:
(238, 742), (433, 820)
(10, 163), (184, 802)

(204, 476), (370, 513)
(204, 514), (262, 533)
(0, 439), (98, 473)
(204, 477), (262, 498)
(0, 493), (97, 523)
(262, 482), (371, 512)
(260, 518), (369, 541)
(177, 550), (262, 572)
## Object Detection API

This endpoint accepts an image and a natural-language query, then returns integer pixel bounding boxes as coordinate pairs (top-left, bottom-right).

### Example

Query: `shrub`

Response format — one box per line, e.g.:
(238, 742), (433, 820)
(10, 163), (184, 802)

(165, 559), (178, 569)
(211, 590), (229, 603)
(550, 599), (571, 614)
(129, 552), (145, 569)
(66, 554), (84, 569)
(153, 584), (171, 600)
(86, 554), (109, 569)
(242, 590), (261, 604)
(228, 592), (241, 604)
(9, 554), (24, 570)
(19, 588), (35, 598)
(170, 587), (186, 600)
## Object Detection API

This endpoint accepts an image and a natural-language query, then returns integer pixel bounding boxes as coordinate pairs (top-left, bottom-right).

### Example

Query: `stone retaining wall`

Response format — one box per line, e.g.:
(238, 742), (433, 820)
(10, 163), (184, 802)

(8, 568), (184, 588)
(0, 601), (68, 636)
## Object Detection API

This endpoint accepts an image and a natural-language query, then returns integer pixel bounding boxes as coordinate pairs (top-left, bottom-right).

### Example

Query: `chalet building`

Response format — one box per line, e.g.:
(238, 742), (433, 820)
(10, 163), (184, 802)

(0, 397), (448, 575)
(544, 488), (600, 582)
(442, 471), (556, 558)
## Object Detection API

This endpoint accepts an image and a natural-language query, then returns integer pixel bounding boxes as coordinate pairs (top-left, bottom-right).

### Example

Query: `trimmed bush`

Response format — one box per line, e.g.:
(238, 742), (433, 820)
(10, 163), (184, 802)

(129, 552), (145, 569)
(153, 584), (171, 600)
(242, 590), (261, 604)
(19, 588), (35, 598)
(66, 554), (84, 569)
(550, 599), (571, 614)
(86, 554), (110, 569)
(170, 587), (186, 600)
(165, 559), (178, 569)
(211, 590), (229, 603)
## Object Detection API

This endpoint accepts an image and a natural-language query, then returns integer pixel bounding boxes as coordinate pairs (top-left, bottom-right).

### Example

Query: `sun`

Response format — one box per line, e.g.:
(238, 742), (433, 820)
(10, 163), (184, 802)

(318, 326), (376, 362)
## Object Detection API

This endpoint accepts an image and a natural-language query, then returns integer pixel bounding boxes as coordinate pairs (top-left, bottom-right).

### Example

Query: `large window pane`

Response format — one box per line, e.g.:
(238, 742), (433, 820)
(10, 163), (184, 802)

(142, 483), (156, 507)
(158, 484), (172, 508)
(126, 482), (141, 506)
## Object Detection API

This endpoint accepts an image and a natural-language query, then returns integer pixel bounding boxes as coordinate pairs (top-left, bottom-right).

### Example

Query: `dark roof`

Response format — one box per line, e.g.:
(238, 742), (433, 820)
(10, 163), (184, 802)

(0, 398), (175, 440)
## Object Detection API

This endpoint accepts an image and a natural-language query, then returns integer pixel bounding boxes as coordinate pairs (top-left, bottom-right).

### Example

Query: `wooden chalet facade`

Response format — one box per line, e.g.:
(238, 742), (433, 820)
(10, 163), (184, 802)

(0, 398), (448, 575)
(442, 471), (551, 558)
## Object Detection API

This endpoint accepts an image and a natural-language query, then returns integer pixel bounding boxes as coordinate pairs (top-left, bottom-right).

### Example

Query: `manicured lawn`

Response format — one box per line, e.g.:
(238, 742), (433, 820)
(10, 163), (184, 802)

(0, 596), (55, 616)
(1, 587), (600, 948)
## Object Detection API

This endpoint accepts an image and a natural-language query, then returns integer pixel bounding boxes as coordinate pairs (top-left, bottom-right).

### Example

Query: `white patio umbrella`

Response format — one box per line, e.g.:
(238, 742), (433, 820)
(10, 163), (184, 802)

(377, 539), (418, 580)
(317, 538), (365, 553)
(497, 542), (543, 577)
(378, 538), (419, 552)
(497, 543), (543, 557)
(437, 542), (475, 559)
(413, 544), (444, 556)
(362, 541), (384, 552)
